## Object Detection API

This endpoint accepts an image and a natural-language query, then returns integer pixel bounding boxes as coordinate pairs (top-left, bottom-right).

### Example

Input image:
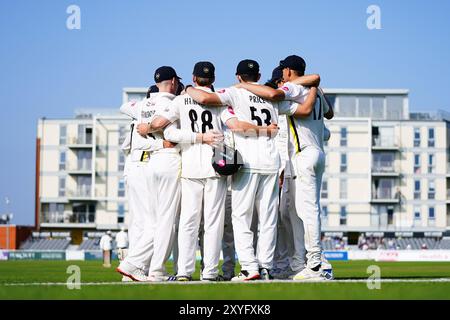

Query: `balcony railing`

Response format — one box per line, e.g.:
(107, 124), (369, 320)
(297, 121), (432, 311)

(66, 188), (92, 198)
(67, 136), (93, 146)
(373, 188), (394, 199)
(372, 161), (397, 173)
(67, 163), (92, 172)
(372, 136), (399, 149)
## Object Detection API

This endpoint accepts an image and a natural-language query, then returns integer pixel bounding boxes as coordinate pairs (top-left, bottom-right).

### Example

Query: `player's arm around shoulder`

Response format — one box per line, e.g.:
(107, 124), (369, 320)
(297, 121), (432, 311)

(185, 86), (224, 106)
(224, 107), (278, 138)
(235, 82), (286, 101)
(291, 87), (319, 118)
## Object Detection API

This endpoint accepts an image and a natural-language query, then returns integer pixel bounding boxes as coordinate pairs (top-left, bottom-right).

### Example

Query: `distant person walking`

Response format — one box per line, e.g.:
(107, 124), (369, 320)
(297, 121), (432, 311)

(100, 231), (113, 267)
(116, 227), (129, 261)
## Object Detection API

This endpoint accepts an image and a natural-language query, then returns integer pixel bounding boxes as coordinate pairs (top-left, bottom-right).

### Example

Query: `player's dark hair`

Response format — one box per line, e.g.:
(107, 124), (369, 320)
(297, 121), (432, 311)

(264, 81), (278, 89)
(195, 77), (215, 87)
(239, 74), (259, 82)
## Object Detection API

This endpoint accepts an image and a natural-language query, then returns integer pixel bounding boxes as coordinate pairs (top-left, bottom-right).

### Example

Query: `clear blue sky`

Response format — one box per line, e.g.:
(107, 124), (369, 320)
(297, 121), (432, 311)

(1, 0), (449, 225)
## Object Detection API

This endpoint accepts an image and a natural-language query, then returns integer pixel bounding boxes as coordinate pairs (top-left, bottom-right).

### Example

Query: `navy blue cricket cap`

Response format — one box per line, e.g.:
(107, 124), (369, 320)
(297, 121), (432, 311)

(154, 66), (182, 83)
(279, 55), (306, 73)
(236, 59), (260, 75)
(270, 66), (283, 82)
(193, 61), (215, 78)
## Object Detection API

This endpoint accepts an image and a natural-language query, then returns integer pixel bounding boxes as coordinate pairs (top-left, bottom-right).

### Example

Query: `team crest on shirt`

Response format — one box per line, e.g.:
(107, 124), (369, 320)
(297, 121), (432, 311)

(281, 86), (289, 91)
(218, 89), (226, 93)
(141, 110), (155, 118)
(130, 101), (137, 107)
(227, 106), (235, 115)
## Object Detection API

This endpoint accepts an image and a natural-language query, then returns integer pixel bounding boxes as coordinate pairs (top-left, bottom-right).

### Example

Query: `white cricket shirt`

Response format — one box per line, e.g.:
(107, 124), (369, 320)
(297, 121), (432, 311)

(280, 82), (329, 151)
(160, 87), (235, 179)
(216, 85), (285, 174)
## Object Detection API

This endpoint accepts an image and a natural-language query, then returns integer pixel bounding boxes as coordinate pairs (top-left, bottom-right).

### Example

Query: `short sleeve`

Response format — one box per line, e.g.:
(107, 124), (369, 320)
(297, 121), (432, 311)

(216, 87), (234, 106)
(277, 100), (297, 116)
(279, 82), (308, 102)
(119, 100), (140, 119)
(220, 106), (237, 124)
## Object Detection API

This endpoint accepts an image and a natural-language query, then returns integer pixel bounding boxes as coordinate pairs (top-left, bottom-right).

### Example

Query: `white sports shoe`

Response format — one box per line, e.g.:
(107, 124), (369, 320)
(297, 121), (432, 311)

(320, 256), (334, 280)
(116, 262), (150, 282)
(231, 270), (260, 282)
(292, 268), (331, 281)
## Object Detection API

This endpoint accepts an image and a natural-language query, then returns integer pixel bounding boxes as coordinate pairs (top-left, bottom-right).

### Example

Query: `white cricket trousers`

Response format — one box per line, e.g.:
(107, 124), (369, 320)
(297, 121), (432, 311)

(124, 152), (181, 275)
(124, 158), (148, 251)
(231, 171), (279, 272)
(293, 146), (325, 269)
(274, 176), (307, 272)
(177, 177), (227, 278)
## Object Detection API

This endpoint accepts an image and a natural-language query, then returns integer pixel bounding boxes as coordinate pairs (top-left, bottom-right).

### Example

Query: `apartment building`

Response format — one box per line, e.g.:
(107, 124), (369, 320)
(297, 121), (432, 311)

(35, 88), (450, 239)
(321, 89), (450, 236)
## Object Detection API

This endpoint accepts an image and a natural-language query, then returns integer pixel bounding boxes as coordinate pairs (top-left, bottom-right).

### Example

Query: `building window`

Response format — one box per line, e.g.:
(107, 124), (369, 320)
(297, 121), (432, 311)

(118, 203), (125, 223)
(340, 179), (347, 199)
(77, 150), (92, 170)
(414, 154), (421, 174)
(59, 151), (66, 170)
(321, 205), (328, 218)
(59, 125), (67, 145)
(72, 203), (96, 223)
(340, 206), (347, 225)
(321, 179), (328, 199)
(340, 154), (347, 172)
(414, 128), (421, 147)
(321, 205), (328, 226)
(414, 180), (421, 200)
(340, 127), (347, 146)
(118, 179), (126, 197)
(428, 154), (435, 173)
(373, 152), (394, 173)
(414, 206), (421, 220)
(118, 152), (126, 172)
(428, 207), (435, 219)
(119, 125), (126, 145)
(428, 180), (435, 200)
(76, 176), (92, 197)
(58, 177), (66, 197)
(428, 128), (435, 147)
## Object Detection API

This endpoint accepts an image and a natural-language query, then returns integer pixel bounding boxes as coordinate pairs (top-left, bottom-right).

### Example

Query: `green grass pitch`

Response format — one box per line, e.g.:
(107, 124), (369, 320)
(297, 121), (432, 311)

(1, 260), (450, 300)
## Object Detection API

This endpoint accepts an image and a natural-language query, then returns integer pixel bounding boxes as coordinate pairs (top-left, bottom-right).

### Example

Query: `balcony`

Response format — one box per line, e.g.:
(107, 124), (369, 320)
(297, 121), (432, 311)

(372, 161), (400, 177)
(371, 186), (400, 204)
(66, 136), (93, 149)
(67, 162), (92, 175)
(372, 136), (400, 151)
(66, 187), (95, 201)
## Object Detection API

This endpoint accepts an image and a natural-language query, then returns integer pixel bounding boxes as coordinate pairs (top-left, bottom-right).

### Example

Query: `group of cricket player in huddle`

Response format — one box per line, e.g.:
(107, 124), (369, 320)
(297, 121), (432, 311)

(116, 54), (335, 282)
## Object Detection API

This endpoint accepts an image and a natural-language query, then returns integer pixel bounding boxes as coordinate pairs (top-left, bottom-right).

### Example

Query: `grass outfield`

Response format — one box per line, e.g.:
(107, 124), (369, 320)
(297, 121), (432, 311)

(1, 260), (450, 299)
